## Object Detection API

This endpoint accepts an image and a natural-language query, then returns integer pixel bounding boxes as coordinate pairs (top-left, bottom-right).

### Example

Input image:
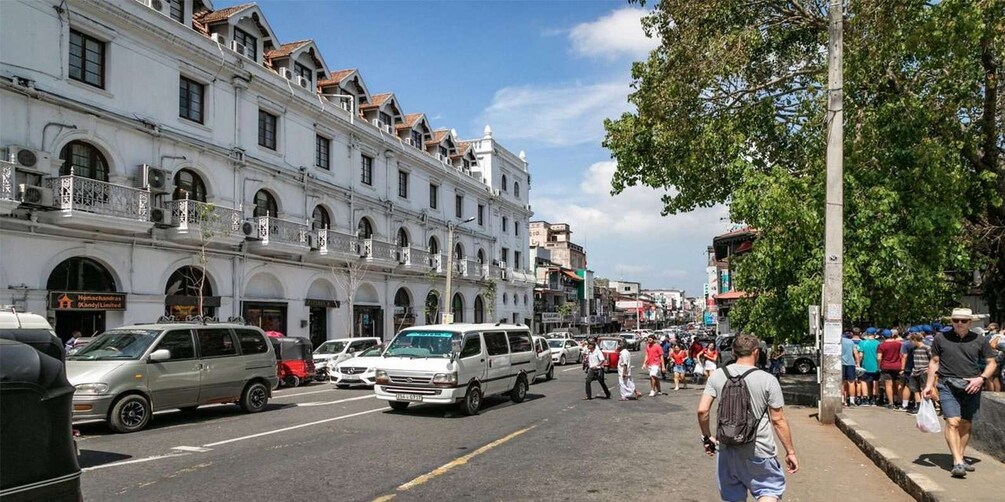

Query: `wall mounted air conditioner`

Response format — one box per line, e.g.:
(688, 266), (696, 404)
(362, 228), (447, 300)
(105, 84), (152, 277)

(139, 164), (171, 193)
(296, 76), (310, 89)
(150, 207), (168, 226)
(17, 184), (53, 207)
(5, 145), (53, 174)
(242, 221), (260, 239)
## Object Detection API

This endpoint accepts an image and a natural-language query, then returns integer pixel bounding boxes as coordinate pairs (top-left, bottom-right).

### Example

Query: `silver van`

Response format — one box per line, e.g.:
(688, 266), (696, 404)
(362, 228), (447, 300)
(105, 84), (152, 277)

(67, 323), (278, 433)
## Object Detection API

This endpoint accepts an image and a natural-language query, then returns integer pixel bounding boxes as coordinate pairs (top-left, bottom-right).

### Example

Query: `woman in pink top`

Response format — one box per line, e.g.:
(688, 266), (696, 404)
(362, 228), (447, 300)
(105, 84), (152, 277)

(702, 345), (719, 379)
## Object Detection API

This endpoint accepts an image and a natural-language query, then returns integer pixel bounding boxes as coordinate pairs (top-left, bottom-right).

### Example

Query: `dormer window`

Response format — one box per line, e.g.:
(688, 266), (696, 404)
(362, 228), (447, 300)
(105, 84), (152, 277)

(410, 130), (423, 149)
(438, 146), (448, 158)
(294, 62), (312, 87)
(379, 112), (392, 128)
(233, 27), (257, 60)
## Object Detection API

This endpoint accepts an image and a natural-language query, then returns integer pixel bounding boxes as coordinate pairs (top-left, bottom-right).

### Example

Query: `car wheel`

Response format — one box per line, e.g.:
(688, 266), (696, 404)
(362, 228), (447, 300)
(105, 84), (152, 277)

(546, 365), (555, 381)
(389, 401), (410, 412)
(299, 379), (312, 387)
(240, 381), (269, 413)
(109, 394), (151, 433)
(559, 355), (567, 365)
(510, 375), (529, 403)
(460, 385), (482, 416)
(283, 375), (300, 387)
(795, 359), (815, 374)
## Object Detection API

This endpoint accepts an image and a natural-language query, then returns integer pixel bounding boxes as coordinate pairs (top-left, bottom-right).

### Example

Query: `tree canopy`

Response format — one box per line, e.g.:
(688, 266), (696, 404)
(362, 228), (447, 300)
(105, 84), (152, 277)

(605, 0), (1004, 338)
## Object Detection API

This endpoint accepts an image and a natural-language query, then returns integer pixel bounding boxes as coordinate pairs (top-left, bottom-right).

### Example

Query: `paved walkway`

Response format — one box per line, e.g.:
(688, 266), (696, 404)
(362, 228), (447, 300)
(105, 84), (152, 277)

(837, 405), (1005, 502)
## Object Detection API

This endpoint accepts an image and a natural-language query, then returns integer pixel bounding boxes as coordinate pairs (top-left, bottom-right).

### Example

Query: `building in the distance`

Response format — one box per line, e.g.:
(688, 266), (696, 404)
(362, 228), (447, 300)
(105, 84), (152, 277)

(0, 0), (535, 346)
(529, 221), (586, 270)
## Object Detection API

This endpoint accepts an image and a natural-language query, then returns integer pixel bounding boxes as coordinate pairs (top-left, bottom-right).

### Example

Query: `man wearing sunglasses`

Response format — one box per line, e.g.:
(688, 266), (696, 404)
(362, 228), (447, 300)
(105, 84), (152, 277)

(923, 308), (997, 478)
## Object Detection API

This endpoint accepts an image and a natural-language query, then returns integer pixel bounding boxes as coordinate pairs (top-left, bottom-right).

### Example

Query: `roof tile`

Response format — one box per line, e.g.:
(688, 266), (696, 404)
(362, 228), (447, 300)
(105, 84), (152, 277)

(193, 3), (254, 24)
(264, 40), (311, 60)
(317, 69), (357, 88)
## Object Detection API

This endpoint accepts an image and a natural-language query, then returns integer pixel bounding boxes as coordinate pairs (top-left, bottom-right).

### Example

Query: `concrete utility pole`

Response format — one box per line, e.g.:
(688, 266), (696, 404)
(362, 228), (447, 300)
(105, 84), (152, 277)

(443, 217), (475, 324)
(820, 0), (845, 424)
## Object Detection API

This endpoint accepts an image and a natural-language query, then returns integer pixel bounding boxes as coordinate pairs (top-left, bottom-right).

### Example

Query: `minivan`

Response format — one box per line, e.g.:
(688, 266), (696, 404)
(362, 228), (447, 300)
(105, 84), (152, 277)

(373, 324), (536, 415)
(67, 323), (279, 433)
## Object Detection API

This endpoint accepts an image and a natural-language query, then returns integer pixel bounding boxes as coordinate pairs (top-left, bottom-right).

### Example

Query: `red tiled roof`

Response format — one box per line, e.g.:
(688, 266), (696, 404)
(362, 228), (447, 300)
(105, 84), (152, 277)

(193, 3), (254, 24)
(359, 93), (393, 110)
(455, 142), (472, 155)
(714, 226), (757, 241)
(714, 290), (747, 301)
(317, 69), (356, 88)
(426, 129), (450, 146)
(395, 113), (424, 130)
(265, 40), (311, 60)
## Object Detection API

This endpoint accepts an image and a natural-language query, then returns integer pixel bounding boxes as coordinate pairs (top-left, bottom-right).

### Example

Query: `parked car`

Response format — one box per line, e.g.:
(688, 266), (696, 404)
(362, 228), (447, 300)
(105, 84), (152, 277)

(532, 335), (556, 382)
(67, 323), (279, 433)
(782, 344), (819, 374)
(271, 336), (316, 387)
(545, 330), (577, 340)
(0, 310), (82, 501)
(374, 324), (536, 415)
(596, 336), (622, 372)
(548, 338), (583, 365)
(332, 345), (383, 388)
(313, 337), (381, 377)
(619, 332), (640, 351)
(66, 336), (94, 355)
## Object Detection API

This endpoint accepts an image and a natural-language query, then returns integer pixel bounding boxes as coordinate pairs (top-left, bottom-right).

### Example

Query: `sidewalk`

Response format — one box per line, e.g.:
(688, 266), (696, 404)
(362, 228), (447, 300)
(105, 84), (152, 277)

(836, 405), (1005, 502)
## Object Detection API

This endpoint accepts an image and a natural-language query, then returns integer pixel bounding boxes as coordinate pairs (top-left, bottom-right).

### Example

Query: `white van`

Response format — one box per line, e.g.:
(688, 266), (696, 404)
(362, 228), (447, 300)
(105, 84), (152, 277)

(373, 324), (536, 415)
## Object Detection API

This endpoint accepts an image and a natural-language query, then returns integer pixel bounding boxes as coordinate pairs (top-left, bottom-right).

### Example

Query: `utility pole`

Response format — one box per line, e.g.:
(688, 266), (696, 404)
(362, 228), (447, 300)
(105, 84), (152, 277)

(443, 217), (475, 324)
(820, 0), (845, 424)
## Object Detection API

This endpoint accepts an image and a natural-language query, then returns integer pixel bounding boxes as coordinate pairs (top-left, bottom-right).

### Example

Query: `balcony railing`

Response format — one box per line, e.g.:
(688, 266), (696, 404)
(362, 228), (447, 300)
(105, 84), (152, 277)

(431, 253), (443, 272)
(453, 259), (467, 276)
(317, 229), (360, 256)
(363, 238), (396, 261)
(165, 199), (242, 234)
(257, 216), (308, 247)
(45, 174), (150, 220)
(466, 260), (484, 278)
(408, 247), (430, 268)
(1, 162), (13, 201)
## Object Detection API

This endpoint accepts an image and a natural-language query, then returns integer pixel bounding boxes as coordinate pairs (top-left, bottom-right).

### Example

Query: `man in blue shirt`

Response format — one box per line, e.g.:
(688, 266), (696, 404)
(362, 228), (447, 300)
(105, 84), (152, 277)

(842, 331), (862, 406)
(859, 328), (881, 406)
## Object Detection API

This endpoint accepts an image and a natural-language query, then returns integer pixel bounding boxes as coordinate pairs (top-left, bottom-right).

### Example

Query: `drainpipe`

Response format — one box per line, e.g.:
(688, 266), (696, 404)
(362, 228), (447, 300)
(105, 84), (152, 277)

(41, 122), (77, 152)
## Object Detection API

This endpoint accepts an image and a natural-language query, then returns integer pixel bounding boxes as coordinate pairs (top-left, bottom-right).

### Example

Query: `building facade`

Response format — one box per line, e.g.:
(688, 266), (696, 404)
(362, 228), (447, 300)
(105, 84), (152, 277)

(529, 221), (586, 271)
(0, 0), (535, 346)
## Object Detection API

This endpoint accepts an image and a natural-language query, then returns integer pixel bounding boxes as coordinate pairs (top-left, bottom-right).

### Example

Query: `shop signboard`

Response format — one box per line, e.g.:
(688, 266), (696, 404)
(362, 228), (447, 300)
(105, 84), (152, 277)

(49, 291), (126, 311)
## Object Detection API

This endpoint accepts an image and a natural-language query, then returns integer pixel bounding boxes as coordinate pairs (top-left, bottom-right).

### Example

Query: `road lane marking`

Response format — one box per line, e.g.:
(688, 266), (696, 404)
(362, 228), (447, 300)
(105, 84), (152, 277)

(171, 446), (212, 453)
(272, 387), (342, 399)
(562, 367), (582, 372)
(82, 452), (191, 472)
(297, 395), (376, 407)
(373, 425), (537, 500)
(203, 407), (389, 447)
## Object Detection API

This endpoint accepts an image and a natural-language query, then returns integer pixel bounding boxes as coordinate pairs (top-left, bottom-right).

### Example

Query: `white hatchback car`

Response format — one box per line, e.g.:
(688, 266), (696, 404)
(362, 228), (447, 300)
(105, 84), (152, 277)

(313, 337), (381, 377)
(531, 336), (555, 382)
(548, 338), (583, 365)
(332, 346), (383, 387)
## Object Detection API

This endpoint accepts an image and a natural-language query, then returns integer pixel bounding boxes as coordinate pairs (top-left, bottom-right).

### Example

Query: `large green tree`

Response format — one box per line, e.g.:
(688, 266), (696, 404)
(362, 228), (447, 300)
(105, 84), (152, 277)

(605, 1), (1004, 339)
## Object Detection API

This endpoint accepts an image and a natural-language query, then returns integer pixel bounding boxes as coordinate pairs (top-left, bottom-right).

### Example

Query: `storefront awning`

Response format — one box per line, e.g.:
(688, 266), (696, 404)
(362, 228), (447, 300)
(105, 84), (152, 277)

(561, 270), (582, 281)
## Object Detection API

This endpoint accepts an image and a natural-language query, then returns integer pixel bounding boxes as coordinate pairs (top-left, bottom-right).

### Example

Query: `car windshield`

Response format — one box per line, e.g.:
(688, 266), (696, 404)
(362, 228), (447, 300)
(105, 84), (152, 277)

(66, 330), (160, 360)
(315, 341), (347, 354)
(384, 331), (459, 358)
(598, 339), (619, 351)
(357, 346), (382, 357)
(547, 339), (564, 348)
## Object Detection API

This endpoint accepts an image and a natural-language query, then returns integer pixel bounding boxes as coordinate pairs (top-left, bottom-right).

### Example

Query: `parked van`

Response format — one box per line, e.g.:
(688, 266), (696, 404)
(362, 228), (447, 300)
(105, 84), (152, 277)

(67, 323), (279, 433)
(373, 324), (536, 415)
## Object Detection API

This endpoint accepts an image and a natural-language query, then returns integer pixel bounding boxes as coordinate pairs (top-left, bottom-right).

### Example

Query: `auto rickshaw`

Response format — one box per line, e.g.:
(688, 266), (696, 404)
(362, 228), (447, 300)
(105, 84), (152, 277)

(596, 336), (622, 372)
(270, 336), (316, 387)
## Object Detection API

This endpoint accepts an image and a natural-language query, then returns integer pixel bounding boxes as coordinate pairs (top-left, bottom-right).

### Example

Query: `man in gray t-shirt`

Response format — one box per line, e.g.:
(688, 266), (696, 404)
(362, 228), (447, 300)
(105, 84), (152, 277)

(698, 334), (798, 502)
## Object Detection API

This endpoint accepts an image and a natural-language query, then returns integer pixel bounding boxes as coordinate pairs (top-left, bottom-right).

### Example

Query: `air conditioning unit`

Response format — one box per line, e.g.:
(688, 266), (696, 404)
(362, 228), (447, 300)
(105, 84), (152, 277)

(404, 138), (415, 147)
(500, 269), (509, 280)
(5, 145), (52, 174)
(241, 221), (260, 239)
(139, 164), (171, 193)
(137, 0), (169, 16)
(279, 67), (293, 80)
(210, 33), (227, 46)
(296, 76), (310, 89)
(17, 184), (53, 207)
(381, 124), (391, 134)
(232, 41), (254, 60)
(150, 207), (168, 225)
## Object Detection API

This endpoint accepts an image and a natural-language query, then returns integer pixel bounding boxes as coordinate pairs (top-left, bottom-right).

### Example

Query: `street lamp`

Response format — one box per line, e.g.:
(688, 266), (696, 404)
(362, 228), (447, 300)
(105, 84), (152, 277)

(443, 216), (476, 324)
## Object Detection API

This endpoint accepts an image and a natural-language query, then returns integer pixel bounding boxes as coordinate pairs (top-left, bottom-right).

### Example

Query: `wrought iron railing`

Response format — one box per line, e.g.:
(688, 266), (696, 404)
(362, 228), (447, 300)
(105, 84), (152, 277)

(491, 265), (507, 280)
(45, 174), (150, 220)
(453, 260), (467, 276)
(430, 253), (443, 272)
(466, 260), (484, 278)
(408, 247), (430, 268)
(256, 216), (308, 247)
(317, 229), (360, 256)
(364, 238), (397, 261)
(1, 161), (14, 201)
(164, 198), (242, 235)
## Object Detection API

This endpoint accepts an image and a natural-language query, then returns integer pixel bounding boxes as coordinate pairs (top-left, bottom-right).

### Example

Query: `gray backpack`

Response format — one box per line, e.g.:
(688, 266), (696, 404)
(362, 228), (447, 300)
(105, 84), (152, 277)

(716, 367), (766, 446)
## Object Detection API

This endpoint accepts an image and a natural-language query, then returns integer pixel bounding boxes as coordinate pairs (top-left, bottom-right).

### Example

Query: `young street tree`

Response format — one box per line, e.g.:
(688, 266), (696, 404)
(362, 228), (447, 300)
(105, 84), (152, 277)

(331, 258), (369, 337)
(606, 1), (1004, 335)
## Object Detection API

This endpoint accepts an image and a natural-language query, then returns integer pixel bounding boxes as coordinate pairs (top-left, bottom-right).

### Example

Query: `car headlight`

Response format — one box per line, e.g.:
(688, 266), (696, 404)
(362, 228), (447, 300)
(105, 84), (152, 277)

(432, 372), (457, 386)
(374, 369), (389, 385)
(75, 383), (109, 394)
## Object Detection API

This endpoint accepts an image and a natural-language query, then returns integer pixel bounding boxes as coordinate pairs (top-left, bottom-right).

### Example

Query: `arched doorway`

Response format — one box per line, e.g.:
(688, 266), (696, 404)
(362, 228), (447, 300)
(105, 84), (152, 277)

(243, 272), (287, 334)
(428, 236), (440, 268)
(474, 295), (485, 323)
(164, 266), (218, 319)
(59, 141), (109, 181)
(357, 217), (374, 239)
(452, 293), (464, 323)
(174, 169), (207, 202)
(424, 290), (440, 325)
(306, 279), (338, 348)
(46, 257), (119, 342)
(393, 288), (414, 331)
(312, 205), (331, 231)
(253, 190), (278, 217)
(353, 282), (382, 339)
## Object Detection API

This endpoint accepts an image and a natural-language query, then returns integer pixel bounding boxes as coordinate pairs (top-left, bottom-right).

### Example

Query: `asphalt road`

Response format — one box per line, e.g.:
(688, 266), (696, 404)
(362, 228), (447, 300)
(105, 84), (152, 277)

(77, 357), (910, 501)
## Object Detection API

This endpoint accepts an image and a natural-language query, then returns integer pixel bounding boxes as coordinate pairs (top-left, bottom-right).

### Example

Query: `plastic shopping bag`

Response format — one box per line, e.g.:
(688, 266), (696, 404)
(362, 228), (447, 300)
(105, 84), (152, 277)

(916, 399), (942, 433)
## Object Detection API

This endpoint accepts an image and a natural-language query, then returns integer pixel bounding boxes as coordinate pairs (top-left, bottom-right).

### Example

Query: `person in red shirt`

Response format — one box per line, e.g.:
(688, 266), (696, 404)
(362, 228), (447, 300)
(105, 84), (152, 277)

(703, 345), (719, 379)
(642, 336), (666, 397)
(669, 344), (689, 390)
(877, 329), (905, 410)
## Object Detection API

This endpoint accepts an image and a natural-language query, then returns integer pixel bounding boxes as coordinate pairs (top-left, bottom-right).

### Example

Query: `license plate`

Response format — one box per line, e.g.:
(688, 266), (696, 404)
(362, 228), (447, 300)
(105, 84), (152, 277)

(395, 393), (424, 402)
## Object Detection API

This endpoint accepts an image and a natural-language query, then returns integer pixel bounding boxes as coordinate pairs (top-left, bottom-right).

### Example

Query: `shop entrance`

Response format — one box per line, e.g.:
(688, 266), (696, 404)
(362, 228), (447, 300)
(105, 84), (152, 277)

(54, 311), (106, 340)
(353, 306), (383, 340)
(243, 302), (288, 335)
(308, 307), (327, 348)
(46, 257), (120, 343)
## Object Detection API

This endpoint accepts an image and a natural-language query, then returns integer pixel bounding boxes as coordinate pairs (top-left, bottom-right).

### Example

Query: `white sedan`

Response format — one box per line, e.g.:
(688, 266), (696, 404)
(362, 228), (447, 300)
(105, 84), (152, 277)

(548, 338), (582, 365)
(332, 346), (383, 388)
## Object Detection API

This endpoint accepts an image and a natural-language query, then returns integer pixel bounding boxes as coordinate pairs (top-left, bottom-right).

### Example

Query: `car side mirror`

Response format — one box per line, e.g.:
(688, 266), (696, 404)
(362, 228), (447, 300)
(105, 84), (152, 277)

(149, 349), (171, 362)
(348, 347), (356, 354)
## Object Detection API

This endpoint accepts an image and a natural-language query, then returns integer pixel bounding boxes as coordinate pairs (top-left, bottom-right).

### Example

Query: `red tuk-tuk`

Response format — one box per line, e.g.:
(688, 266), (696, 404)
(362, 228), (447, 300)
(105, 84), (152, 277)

(270, 337), (316, 387)
(597, 337), (622, 372)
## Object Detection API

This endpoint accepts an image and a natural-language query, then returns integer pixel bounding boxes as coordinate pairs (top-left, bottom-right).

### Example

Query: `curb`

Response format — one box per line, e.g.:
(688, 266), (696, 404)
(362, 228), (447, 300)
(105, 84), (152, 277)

(834, 414), (944, 502)
(782, 390), (818, 407)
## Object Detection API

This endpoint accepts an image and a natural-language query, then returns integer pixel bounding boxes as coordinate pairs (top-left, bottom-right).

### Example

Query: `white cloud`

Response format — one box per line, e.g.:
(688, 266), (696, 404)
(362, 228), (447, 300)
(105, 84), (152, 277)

(477, 81), (631, 147)
(569, 7), (659, 60)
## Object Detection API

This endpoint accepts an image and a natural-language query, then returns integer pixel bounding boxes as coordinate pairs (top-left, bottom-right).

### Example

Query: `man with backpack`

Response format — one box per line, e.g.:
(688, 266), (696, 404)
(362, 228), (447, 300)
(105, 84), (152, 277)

(696, 334), (798, 502)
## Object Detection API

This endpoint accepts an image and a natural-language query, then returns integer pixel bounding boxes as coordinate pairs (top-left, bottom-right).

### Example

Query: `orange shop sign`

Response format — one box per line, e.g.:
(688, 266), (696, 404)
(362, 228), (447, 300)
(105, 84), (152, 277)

(48, 291), (127, 311)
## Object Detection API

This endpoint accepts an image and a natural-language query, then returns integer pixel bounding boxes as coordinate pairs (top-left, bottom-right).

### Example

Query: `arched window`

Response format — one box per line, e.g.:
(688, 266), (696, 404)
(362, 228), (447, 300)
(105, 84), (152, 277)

(394, 288), (411, 312)
(474, 295), (484, 323)
(501, 174), (508, 192)
(164, 266), (215, 318)
(514, 182), (520, 198)
(59, 141), (108, 181)
(396, 228), (409, 248)
(425, 291), (440, 325)
(477, 249), (485, 264)
(357, 218), (373, 239)
(253, 190), (277, 217)
(46, 257), (116, 292)
(174, 169), (207, 202)
(502, 292), (508, 305)
(428, 236), (439, 255)
(453, 242), (464, 260)
(312, 205), (330, 230)
(452, 293), (464, 323)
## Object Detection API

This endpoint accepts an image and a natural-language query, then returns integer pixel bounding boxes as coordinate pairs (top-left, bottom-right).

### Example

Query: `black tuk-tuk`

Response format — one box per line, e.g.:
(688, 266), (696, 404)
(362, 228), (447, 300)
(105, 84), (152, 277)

(269, 337), (316, 387)
(0, 330), (82, 501)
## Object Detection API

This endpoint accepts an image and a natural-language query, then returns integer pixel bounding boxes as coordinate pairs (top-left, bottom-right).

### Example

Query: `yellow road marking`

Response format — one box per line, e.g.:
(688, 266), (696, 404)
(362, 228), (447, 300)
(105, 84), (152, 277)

(372, 425), (537, 501)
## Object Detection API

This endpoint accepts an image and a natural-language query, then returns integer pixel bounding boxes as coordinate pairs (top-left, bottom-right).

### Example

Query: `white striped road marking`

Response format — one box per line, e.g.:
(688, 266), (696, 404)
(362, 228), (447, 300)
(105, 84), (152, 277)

(203, 407), (389, 447)
(272, 387), (342, 399)
(562, 366), (583, 372)
(171, 446), (212, 453)
(297, 395), (376, 407)
(82, 452), (190, 472)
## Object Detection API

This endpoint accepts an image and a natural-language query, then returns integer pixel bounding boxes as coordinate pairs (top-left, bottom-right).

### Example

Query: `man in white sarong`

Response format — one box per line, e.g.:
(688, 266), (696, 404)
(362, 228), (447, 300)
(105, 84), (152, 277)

(618, 341), (641, 400)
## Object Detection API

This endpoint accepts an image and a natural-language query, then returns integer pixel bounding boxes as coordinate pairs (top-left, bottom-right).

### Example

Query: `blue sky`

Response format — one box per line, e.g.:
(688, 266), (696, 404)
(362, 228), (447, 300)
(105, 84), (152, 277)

(215, 0), (730, 295)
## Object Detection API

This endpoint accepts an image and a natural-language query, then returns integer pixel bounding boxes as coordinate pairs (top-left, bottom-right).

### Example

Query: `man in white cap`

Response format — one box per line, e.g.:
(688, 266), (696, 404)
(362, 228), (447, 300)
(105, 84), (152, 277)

(922, 308), (998, 478)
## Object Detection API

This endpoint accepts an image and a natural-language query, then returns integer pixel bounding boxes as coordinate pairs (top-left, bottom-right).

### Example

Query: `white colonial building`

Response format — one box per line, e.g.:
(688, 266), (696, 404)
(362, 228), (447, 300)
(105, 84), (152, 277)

(0, 0), (535, 346)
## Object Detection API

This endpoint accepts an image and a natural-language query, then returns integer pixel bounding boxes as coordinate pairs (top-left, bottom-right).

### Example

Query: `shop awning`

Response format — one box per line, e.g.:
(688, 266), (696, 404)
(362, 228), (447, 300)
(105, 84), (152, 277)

(561, 270), (583, 281)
